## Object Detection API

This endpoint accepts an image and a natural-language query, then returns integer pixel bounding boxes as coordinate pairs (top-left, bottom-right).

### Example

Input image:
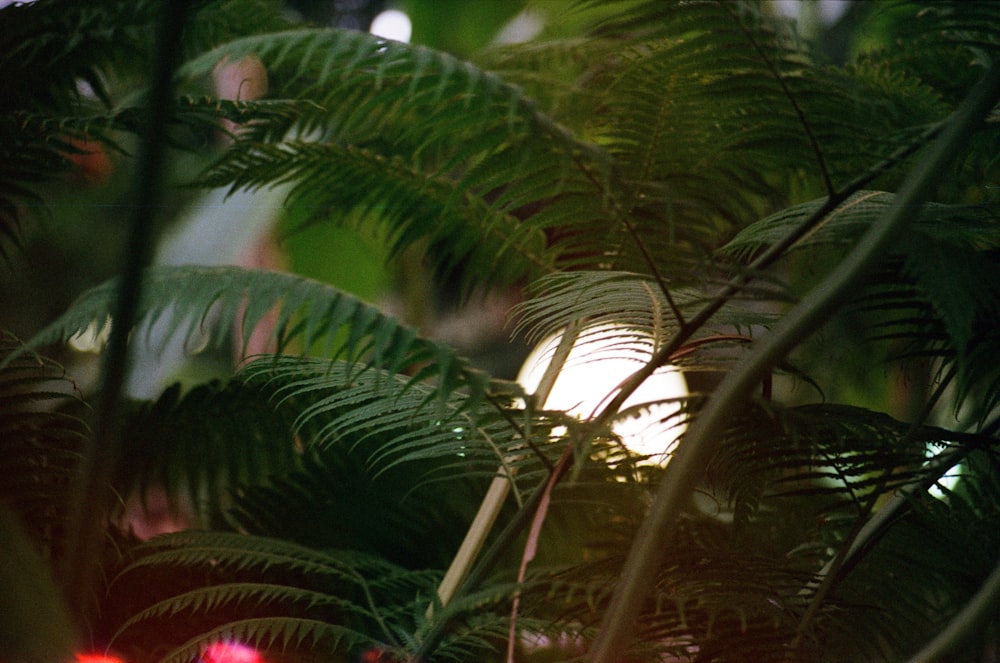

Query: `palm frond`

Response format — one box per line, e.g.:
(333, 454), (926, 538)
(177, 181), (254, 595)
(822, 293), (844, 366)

(722, 191), (1000, 418)
(174, 27), (627, 292)
(0, 332), (88, 554)
(13, 265), (494, 407)
(106, 530), (437, 661)
(117, 378), (301, 519)
(196, 140), (552, 290)
(0, 0), (288, 254)
(821, 448), (1000, 661)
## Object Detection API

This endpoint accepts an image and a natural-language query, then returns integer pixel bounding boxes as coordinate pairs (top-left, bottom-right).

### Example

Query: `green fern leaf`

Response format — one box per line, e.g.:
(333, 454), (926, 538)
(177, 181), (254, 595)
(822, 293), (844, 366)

(154, 617), (379, 663)
(13, 265), (493, 407)
(197, 140), (552, 290)
(118, 379), (301, 517)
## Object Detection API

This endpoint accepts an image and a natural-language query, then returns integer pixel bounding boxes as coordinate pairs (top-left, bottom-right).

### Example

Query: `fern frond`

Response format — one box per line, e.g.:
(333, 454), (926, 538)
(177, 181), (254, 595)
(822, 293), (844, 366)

(228, 355), (563, 566)
(721, 191), (1000, 260)
(561, 0), (955, 274)
(722, 190), (1000, 421)
(14, 265), (493, 406)
(197, 140), (552, 290)
(107, 530), (434, 660)
(111, 582), (367, 638)
(240, 356), (543, 474)
(865, 1), (1000, 100)
(113, 530), (422, 588)
(474, 37), (608, 125)
(224, 438), (500, 570)
(821, 448), (1000, 661)
(0, 332), (88, 553)
(512, 271), (781, 368)
(154, 618), (380, 663)
(709, 403), (975, 522)
(117, 378), (300, 517)
(172, 26), (646, 292)
(516, 531), (818, 661)
(176, 26), (602, 165)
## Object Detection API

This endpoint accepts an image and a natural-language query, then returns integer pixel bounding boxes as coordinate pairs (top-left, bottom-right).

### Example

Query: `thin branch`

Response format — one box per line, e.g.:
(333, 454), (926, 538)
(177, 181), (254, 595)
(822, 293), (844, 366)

(572, 152), (686, 327)
(486, 392), (555, 474)
(62, 0), (192, 623)
(907, 558), (1000, 663)
(590, 114), (944, 435)
(506, 443), (575, 663)
(586, 61), (1000, 663)
(429, 323), (581, 614)
(411, 467), (551, 662)
(621, 212), (686, 327)
(790, 366), (985, 641)
(722, 0), (835, 196)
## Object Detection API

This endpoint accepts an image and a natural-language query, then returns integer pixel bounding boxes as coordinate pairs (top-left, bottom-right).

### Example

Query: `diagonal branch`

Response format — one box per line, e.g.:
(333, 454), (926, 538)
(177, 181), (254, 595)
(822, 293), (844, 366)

(62, 0), (193, 624)
(586, 60), (1000, 663)
(722, 0), (835, 196)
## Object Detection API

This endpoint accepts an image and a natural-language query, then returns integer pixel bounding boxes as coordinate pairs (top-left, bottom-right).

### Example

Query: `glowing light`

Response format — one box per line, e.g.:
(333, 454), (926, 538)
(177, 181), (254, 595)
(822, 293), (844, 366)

(202, 641), (263, 663)
(926, 444), (962, 499)
(517, 324), (688, 464)
(76, 655), (126, 663)
(369, 9), (411, 43)
(495, 9), (544, 44)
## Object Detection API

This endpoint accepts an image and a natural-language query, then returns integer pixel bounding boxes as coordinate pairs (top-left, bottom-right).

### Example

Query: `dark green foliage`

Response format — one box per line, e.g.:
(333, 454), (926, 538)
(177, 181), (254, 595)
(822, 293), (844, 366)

(118, 379), (302, 517)
(0, 333), (88, 556)
(2, 1), (1000, 662)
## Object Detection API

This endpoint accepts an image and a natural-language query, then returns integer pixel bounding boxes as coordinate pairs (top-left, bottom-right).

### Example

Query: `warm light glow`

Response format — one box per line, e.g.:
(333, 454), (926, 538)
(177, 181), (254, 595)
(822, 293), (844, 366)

(517, 324), (688, 464)
(369, 9), (412, 43)
(926, 444), (962, 499)
(202, 641), (263, 663)
(76, 655), (126, 663)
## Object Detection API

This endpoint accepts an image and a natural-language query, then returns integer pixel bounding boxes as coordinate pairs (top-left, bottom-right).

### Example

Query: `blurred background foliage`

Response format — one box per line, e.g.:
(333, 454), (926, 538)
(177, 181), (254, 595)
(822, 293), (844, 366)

(3, 1), (999, 662)
(0, 0), (886, 386)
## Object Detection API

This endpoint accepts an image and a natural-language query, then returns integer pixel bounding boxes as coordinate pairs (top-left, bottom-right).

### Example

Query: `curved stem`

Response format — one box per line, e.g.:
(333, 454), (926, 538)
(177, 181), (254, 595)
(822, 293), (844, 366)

(907, 555), (1000, 662)
(586, 61), (1000, 663)
(62, 0), (193, 625)
(429, 323), (581, 615)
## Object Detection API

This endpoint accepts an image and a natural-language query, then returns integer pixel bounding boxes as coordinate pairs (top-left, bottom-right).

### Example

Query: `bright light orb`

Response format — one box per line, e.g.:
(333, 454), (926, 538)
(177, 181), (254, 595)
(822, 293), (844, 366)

(202, 641), (263, 663)
(517, 324), (688, 464)
(370, 9), (412, 43)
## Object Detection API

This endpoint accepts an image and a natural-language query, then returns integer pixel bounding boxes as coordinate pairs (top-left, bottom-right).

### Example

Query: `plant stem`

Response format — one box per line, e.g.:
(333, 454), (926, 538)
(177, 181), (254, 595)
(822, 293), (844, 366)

(429, 322), (581, 614)
(62, 0), (192, 625)
(412, 463), (551, 662)
(586, 61), (1000, 663)
(907, 558), (1000, 662)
